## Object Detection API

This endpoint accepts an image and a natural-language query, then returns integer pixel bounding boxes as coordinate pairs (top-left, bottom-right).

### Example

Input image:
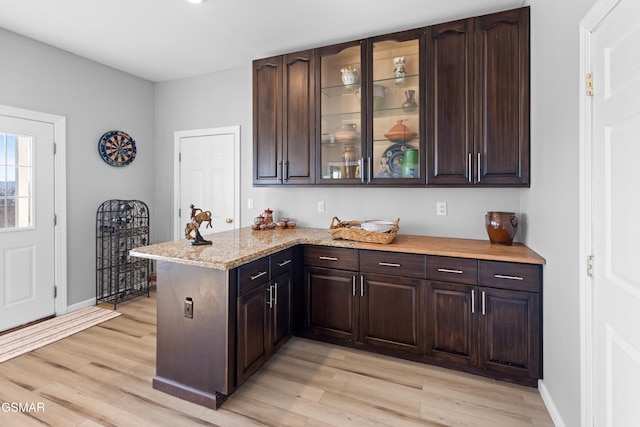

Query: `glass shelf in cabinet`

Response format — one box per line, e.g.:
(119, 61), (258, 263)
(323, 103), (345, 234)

(372, 74), (419, 87)
(320, 84), (361, 98)
(372, 107), (420, 117)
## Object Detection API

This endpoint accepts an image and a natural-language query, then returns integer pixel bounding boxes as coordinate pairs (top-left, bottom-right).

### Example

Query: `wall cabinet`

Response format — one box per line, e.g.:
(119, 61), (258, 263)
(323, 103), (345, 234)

(426, 8), (530, 186)
(426, 256), (541, 383)
(253, 50), (316, 185)
(236, 249), (293, 385)
(253, 7), (529, 187)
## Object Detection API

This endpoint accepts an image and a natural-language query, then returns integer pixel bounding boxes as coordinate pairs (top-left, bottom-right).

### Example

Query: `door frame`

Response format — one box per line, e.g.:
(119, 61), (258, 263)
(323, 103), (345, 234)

(173, 126), (241, 240)
(579, 1), (620, 425)
(0, 104), (67, 316)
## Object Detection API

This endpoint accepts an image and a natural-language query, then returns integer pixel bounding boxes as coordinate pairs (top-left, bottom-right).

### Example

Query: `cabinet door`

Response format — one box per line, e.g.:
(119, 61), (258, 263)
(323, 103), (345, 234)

(367, 29), (424, 184)
(474, 7), (530, 186)
(236, 283), (269, 384)
(303, 266), (357, 341)
(317, 41), (364, 184)
(477, 287), (540, 379)
(426, 19), (474, 185)
(282, 50), (316, 184)
(253, 55), (283, 184)
(426, 281), (477, 366)
(271, 271), (292, 352)
(360, 273), (425, 354)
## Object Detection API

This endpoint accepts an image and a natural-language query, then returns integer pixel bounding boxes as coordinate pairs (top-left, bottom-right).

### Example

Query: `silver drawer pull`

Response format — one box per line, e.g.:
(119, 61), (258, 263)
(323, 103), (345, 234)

(277, 259), (292, 267)
(378, 262), (401, 267)
(319, 256), (338, 261)
(250, 271), (268, 281)
(494, 274), (524, 281)
(438, 268), (463, 274)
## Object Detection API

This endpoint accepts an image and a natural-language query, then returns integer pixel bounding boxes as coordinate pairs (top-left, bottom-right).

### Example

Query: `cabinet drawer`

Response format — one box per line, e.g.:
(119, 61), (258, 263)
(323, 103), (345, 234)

(238, 256), (270, 295)
(426, 256), (477, 285)
(271, 247), (294, 277)
(478, 261), (541, 292)
(359, 250), (426, 279)
(304, 246), (358, 271)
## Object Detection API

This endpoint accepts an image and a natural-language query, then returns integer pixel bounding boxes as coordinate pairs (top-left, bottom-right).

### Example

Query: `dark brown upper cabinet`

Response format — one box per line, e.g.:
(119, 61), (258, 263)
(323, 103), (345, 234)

(253, 7), (529, 187)
(427, 7), (530, 186)
(253, 50), (316, 185)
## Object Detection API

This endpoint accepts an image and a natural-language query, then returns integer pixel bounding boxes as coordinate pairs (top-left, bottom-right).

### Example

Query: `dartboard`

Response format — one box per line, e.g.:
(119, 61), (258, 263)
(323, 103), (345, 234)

(98, 130), (136, 167)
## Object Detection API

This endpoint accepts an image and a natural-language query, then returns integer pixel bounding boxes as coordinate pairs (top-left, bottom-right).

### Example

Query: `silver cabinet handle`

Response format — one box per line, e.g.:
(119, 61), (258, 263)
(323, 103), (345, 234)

(352, 276), (356, 296)
(360, 276), (364, 297)
(437, 268), (463, 274)
(279, 161), (284, 184)
(482, 291), (486, 316)
(494, 274), (524, 281)
(477, 152), (481, 183)
(471, 289), (475, 314)
(319, 256), (338, 261)
(250, 271), (268, 281)
(284, 161), (289, 182)
(267, 285), (273, 309)
(277, 259), (292, 267)
(468, 153), (472, 183)
(360, 157), (365, 183)
(274, 283), (278, 305)
(368, 156), (372, 183)
(378, 262), (401, 267)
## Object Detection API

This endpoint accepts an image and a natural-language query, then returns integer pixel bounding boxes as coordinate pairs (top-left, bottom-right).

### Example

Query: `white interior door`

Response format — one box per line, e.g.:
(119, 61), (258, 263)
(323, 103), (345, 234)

(0, 115), (55, 332)
(591, 0), (640, 425)
(174, 126), (240, 240)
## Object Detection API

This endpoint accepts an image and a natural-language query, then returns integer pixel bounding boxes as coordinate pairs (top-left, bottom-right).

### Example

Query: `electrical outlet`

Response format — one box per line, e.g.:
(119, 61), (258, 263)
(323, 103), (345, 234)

(247, 198), (254, 209)
(184, 297), (193, 319)
(437, 201), (447, 216)
(318, 201), (325, 212)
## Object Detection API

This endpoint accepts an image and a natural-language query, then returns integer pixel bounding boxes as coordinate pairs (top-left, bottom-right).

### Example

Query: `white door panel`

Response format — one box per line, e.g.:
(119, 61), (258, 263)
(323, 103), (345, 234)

(592, 0), (640, 425)
(174, 127), (240, 240)
(0, 115), (55, 331)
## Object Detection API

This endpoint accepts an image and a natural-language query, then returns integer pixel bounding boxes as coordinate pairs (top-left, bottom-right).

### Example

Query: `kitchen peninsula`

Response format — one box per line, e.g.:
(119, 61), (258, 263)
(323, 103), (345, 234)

(130, 227), (545, 409)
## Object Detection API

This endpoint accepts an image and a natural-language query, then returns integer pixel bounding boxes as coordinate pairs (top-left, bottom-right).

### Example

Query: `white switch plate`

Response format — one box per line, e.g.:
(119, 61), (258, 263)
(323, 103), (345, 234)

(318, 201), (325, 212)
(247, 198), (254, 209)
(437, 201), (447, 216)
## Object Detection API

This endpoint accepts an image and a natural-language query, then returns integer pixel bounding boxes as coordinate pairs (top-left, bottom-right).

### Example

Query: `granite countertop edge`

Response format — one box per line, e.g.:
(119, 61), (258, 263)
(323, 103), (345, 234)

(129, 227), (545, 270)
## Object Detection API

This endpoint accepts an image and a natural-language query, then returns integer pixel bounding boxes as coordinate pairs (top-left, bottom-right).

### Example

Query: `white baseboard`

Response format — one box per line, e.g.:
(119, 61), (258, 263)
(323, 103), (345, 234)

(539, 379), (565, 427)
(66, 297), (97, 313)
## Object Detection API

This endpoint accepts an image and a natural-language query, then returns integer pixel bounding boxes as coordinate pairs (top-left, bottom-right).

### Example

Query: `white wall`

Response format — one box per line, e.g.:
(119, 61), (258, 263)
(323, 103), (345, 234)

(523, 0), (598, 426)
(0, 28), (155, 306)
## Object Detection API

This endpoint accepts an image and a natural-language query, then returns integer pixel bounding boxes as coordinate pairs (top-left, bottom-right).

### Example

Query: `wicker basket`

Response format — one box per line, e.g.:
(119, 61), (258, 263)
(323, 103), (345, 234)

(328, 217), (399, 244)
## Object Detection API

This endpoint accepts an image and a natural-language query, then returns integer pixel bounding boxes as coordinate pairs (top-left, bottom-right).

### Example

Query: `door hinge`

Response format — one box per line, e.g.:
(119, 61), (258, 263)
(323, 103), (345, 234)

(53, 142), (57, 155)
(54, 285), (57, 298)
(54, 214), (57, 226)
(179, 152), (181, 162)
(178, 208), (181, 218)
(587, 255), (594, 277)
(586, 74), (594, 96)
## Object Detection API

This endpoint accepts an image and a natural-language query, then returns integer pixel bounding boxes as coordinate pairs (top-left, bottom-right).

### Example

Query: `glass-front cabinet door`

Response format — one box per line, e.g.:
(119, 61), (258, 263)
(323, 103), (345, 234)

(317, 41), (364, 184)
(367, 29), (423, 184)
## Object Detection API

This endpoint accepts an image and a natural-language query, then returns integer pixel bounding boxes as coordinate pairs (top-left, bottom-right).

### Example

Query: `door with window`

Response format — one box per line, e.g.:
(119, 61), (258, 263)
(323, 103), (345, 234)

(0, 115), (55, 331)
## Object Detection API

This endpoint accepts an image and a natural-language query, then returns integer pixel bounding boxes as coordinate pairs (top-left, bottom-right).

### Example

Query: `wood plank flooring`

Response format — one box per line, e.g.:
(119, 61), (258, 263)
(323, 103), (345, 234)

(0, 289), (554, 426)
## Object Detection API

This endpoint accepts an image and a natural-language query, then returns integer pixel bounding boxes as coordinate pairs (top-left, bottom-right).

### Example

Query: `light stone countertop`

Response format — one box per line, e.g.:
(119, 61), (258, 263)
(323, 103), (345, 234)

(130, 227), (545, 270)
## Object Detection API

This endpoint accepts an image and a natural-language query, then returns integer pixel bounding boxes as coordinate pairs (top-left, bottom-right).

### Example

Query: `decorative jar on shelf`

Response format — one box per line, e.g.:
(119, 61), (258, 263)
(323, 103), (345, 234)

(341, 145), (358, 179)
(401, 90), (417, 112)
(393, 56), (406, 84)
(340, 66), (358, 87)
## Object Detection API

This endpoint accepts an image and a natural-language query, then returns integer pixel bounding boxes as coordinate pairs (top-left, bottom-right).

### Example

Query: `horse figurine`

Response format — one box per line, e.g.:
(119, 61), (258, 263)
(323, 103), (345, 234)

(185, 204), (213, 245)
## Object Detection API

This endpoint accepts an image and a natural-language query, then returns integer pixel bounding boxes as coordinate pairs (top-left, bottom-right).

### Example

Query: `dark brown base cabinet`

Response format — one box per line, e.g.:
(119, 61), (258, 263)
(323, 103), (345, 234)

(151, 242), (542, 412)
(302, 247), (542, 387)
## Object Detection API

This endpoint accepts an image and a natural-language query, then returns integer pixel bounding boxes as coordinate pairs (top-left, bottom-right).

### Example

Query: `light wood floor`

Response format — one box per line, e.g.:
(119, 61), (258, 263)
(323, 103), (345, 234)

(0, 289), (554, 426)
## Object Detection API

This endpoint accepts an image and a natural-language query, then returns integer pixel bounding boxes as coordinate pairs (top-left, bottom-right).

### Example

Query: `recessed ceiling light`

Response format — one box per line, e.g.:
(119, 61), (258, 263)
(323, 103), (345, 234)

(187, 0), (203, 4)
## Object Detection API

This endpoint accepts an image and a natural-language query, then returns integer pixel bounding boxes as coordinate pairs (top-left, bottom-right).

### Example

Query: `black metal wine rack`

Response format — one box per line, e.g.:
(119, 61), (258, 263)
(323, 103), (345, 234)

(96, 199), (150, 308)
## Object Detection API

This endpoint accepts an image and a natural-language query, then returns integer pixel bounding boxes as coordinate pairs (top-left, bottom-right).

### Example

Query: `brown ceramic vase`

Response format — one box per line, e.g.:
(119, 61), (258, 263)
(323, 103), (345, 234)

(485, 212), (518, 245)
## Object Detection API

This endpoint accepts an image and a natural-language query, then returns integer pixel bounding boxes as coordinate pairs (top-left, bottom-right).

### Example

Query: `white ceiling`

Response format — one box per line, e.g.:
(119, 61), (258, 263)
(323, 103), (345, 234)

(0, 0), (525, 82)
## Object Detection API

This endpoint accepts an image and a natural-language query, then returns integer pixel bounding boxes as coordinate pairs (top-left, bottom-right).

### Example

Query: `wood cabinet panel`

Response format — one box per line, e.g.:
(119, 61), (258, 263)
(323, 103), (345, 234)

(359, 250), (426, 279)
(253, 56), (282, 184)
(475, 7), (530, 185)
(236, 283), (269, 384)
(478, 260), (540, 292)
(426, 256), (478, 285)
(360, 274), (425, 354)
(478, 287), (540, 379)
(304, 266), (357, 341)
(304, 245), (359, 271)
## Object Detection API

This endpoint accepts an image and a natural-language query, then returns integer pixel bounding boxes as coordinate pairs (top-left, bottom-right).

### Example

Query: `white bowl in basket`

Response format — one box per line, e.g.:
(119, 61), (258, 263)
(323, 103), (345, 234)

(361, 220), (395, 233)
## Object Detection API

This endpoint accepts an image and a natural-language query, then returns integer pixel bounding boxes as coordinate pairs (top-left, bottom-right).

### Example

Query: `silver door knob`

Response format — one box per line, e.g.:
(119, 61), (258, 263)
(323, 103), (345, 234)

(225, 218), (233, 224)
